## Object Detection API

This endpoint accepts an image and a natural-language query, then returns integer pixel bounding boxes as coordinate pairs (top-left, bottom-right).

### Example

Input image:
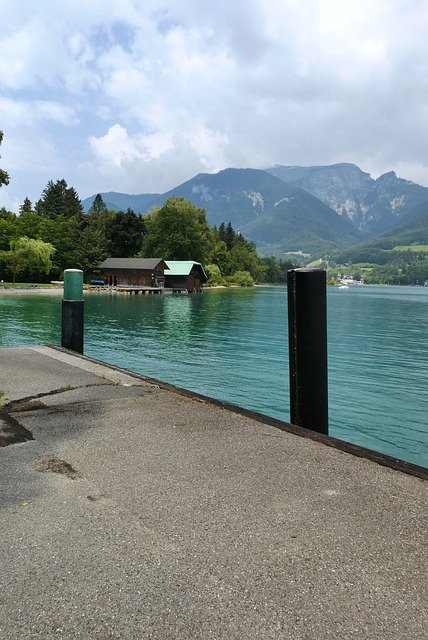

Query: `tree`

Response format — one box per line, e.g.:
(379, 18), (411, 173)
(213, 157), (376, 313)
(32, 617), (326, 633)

(89, 193), (107, 216)
(0, 131), (10, 188)
(71, 223), (110, 277)
(141, 197), (213, 263)
(106, 209), (146, 257)
(260, 256), (298, 283)
(35, 179), (83, 218)
(228, 270), (255, 287)
(205, 263), (224, 286)
(0, 209), (17, 251)
(0, 237), (55, 283)
(19, 197), (32, 215)
(36, 216), (77, 277)
(229, 240), (266, 282)
(208, 240), (231, 276)
(218, 221), (236, 250)
(15, 210), (43, 242)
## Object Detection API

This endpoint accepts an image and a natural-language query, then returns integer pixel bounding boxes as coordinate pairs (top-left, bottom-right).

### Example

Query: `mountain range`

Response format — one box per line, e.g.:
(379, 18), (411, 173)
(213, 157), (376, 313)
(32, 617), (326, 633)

(83, 163), (428, 256)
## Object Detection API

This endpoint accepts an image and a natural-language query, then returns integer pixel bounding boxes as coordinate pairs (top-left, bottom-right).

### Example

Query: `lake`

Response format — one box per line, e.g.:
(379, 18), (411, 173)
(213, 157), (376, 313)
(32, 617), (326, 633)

(0, 285), (427, 467)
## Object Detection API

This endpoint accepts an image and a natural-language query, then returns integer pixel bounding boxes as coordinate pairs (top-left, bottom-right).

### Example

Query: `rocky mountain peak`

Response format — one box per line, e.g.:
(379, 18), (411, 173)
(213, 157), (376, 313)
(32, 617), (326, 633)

(266, 163), (428, 234)
(376, 171), (398, 183)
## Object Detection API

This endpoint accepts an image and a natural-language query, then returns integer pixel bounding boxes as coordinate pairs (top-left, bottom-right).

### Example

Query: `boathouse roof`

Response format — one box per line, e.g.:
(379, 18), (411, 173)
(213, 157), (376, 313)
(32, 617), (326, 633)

(99, 258), (168, 271)
(164, 261), (207, 280)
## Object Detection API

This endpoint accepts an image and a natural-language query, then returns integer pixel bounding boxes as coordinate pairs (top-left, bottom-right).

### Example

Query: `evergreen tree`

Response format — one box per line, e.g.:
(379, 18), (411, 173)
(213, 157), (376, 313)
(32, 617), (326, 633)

(70, 221), (110, 277)
(19, 197), (32, 215)
(35, 179), (83, 218)
(106, 209), (146, 257)
(218, 221), (236, 250)
(88, 193), (107, 216)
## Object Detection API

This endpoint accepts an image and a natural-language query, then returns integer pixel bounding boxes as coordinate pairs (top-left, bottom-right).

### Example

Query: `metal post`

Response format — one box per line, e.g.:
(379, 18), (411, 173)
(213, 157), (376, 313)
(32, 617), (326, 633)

(287, 268), (328, 434)
(61, 269), (84, 354)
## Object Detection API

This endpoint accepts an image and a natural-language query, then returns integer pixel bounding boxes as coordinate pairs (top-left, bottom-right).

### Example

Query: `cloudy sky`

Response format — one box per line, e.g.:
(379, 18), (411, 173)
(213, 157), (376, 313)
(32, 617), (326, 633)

(1, 0), (427, 211)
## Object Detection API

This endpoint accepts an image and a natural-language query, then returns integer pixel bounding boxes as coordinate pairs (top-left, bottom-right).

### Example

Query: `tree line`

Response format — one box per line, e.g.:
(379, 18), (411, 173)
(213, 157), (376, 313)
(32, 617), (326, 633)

(325, 245), (428, 286)
(0, 178), (296, 285)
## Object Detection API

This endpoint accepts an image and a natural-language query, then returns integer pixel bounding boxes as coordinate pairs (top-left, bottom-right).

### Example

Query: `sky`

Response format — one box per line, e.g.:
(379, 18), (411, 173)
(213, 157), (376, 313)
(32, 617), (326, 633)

(1, 0), (428, 212)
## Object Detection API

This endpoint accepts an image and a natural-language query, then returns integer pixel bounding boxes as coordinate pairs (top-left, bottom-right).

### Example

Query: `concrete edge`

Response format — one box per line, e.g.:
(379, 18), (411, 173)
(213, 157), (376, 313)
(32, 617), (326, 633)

(44, 344), (427, 481)
(29, 345), (152, 387)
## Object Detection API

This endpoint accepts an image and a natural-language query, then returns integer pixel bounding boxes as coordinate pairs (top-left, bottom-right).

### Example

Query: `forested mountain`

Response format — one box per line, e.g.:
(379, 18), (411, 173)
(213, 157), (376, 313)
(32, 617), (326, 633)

(83, 163), (428, 255)
(266, 163), (428, 235)
(324, 210), (428, 286)
(84, 168), (360, 255)
(357, 210), (428, 250)
(161, 168), (360, 251)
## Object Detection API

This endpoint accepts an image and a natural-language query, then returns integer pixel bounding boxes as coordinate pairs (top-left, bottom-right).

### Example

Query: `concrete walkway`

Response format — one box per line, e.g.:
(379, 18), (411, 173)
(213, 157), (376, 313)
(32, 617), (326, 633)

(0, 346), (426, 640)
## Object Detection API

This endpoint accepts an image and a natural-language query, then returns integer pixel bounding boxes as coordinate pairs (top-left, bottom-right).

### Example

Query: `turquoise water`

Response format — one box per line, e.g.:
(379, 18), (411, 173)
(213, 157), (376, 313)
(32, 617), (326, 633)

(0, 285), (427, 467)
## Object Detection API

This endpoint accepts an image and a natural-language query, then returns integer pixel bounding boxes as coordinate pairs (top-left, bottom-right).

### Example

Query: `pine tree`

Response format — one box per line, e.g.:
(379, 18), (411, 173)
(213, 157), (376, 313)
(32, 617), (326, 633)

(35, 179), (83, 218)
(88, 193), (107, 216)
(19, 197), (32, 215)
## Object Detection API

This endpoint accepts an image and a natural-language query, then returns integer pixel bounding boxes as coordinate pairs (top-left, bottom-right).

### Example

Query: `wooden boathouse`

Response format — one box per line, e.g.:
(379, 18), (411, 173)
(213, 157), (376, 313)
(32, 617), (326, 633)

(164, 261), (207, 292)
(99, 258), (169, 292)
(98, 258), (207, 294)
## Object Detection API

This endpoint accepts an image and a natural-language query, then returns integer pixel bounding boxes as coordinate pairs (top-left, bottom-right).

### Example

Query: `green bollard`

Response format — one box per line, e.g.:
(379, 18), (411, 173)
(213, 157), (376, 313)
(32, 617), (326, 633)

(63, 269), (83, 301)
(61, 269), (84, 353)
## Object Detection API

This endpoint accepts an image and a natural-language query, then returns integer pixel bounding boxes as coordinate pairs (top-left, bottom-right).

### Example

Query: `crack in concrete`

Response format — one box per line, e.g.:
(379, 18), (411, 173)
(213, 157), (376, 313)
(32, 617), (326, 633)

(2, 383), (112, 414)
(0, 383), (110, 447)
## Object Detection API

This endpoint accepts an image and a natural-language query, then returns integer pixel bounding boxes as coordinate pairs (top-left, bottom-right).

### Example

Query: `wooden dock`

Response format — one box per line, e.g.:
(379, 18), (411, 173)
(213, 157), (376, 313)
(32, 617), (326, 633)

(103, 286), (200, 294)
(116, 285), (164, 294)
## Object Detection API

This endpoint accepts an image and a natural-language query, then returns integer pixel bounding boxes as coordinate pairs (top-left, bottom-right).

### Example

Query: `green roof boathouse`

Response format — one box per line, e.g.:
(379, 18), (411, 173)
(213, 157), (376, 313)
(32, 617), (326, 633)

(98, 258), (207, 294)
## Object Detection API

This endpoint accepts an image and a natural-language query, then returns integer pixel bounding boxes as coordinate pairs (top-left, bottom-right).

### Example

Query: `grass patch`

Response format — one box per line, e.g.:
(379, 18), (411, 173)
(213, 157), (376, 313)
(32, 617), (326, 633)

(393, 245), (428, 252)
(0, 282), (60, 288)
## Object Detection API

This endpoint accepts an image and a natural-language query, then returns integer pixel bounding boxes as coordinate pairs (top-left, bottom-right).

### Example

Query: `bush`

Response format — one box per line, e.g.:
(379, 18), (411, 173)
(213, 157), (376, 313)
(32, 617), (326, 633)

(205, 263), (226, 286)
(227, 270), (255, 287)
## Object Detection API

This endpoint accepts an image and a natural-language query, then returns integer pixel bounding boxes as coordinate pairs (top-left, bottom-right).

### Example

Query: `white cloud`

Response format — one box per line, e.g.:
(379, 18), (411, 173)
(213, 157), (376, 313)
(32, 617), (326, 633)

(88, 121), (229, 191)
(1, 0), (428, 211)
(89, 124), (146, 167)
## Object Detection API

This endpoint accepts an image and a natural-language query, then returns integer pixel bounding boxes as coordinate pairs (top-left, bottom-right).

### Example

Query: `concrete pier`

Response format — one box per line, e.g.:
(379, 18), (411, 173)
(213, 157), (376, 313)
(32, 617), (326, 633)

(0, 346), (426, 639)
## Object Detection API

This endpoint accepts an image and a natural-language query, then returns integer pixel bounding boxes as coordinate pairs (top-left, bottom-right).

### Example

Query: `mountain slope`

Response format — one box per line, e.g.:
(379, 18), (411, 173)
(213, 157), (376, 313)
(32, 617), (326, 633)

(368, 209), (428, 248)
(83, 168), (361, 254)
(266, 163), (428, 235)
(160, 168), (360, 253)
(83, 191), (160, 213)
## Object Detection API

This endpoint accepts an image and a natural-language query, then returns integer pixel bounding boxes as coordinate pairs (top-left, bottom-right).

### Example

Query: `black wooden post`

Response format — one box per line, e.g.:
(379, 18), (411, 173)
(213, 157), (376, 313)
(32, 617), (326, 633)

(61, 269), (84, 354)
(287, 268), (328, 434)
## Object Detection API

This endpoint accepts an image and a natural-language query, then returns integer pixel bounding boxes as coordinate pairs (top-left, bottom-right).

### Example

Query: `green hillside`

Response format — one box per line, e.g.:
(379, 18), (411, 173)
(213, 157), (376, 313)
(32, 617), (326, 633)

(324, 210), (428, 285)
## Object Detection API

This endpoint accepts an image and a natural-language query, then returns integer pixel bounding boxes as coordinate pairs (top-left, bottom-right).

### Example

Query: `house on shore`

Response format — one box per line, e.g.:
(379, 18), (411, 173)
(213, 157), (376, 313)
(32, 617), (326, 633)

(164, 261), (207, 292)
(99, 258), (169, 288)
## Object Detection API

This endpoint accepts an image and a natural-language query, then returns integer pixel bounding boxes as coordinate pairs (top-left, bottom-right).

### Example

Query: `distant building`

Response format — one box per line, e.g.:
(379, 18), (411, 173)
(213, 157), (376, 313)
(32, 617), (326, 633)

(99, 258), (169, 288)
(164, 261), (207, 292)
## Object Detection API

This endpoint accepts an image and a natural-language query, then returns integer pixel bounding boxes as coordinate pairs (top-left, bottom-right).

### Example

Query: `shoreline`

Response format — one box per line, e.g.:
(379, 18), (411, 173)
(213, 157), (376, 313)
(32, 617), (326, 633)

(0, 286), (64, 296)
(1, 282), (427, 297)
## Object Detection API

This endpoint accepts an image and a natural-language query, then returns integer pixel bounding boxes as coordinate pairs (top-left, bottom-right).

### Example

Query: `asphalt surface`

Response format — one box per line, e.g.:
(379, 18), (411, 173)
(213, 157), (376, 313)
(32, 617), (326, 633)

(0, 346), (426, 640)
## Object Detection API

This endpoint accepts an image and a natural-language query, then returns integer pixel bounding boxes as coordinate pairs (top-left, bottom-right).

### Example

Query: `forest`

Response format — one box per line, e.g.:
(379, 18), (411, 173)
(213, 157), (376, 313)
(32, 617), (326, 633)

(0, 179), (296, 286)
(324, 241), (428, 286)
